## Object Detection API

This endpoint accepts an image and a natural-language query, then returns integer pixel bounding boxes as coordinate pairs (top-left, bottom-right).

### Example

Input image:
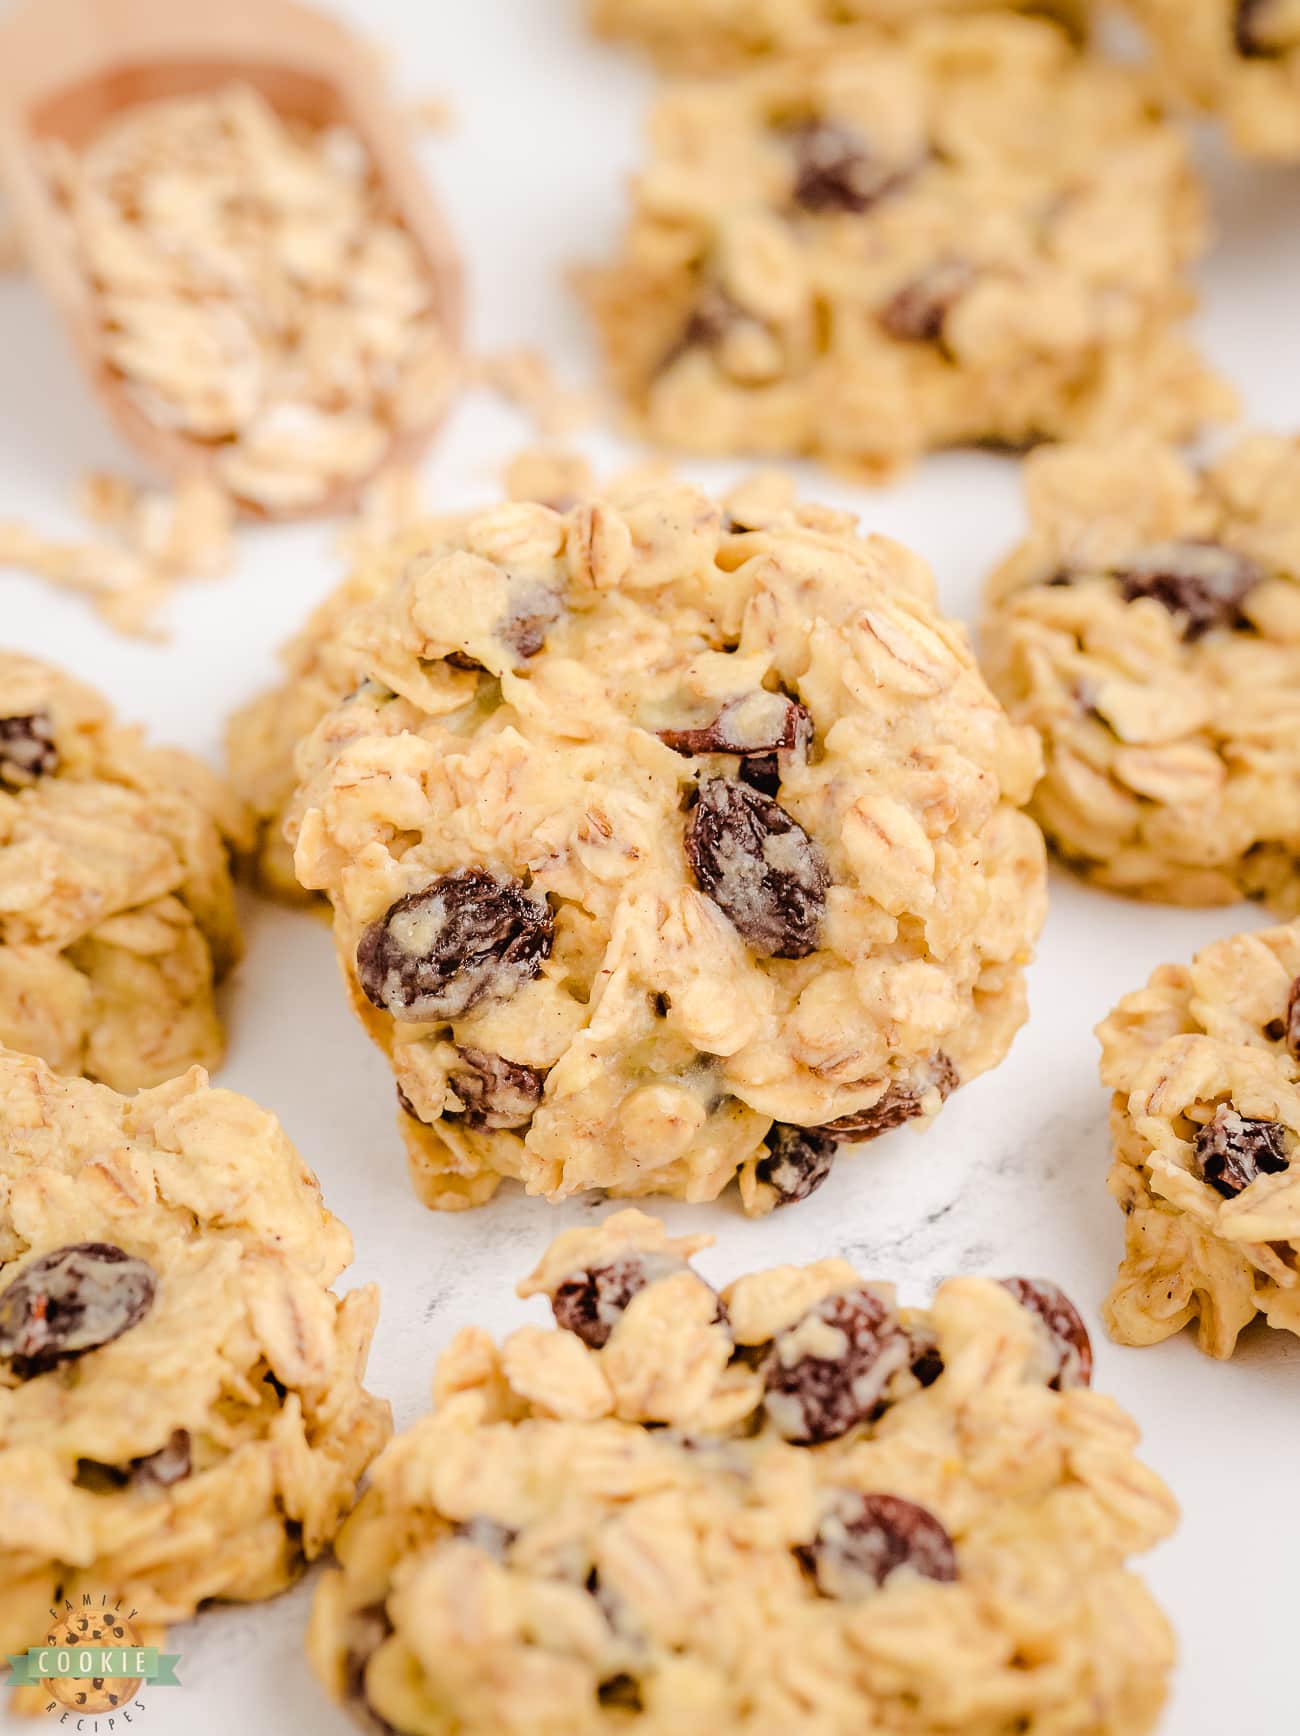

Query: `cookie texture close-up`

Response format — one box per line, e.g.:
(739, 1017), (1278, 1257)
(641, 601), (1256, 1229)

(0, 651), (251, 1090)
(982, 433), (1300, 911)
(1098, 921), (1300, 1358)
(587, 0), (1087, 71)
(582, 14), (1231, 476)
(289, 475), (1047, 1213)
(1126, 0), (1300, 159)
(0, 1048), (391, 1683)
(308, 1209), (1177, 1736)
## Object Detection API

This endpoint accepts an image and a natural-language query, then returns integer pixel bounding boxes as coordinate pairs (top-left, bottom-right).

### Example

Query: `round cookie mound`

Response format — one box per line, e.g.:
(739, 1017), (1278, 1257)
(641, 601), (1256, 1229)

(582, 14), (1230, 477)
(1127, 0), (1300, 160)
(0, 1048), (390, 1662)
(587, 0), (1088, 73)
(308, 1210), (1177, 1736)
(0, 651), (251, 1089)
(1098, 920), (1300, 1358)
(291, 475), (1047, 1212)
(982, 433), (1300, 911)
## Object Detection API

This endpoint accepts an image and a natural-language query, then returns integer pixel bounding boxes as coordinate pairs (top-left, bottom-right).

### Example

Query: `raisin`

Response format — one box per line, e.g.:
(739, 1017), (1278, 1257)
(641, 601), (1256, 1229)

(0, 1244), (155, 1378)
(798, 1492), (957, 1598)
(822, 1056), (958, 1142)
(660, 286), (748, 374)
(685, 777), (828, 959)
(1112, 540), (1261, 641)
(879, 260), (974, 345)
(356, 868), (553, 1023)
(755, 1124), (836, 1205)
(447, 1047), (544, 1130)
(501, 586), (563, 660)
(551, 1251), (683, 1349)
(764, 1287), (909, 1444)
(0, 711), (58, 790)
(1194, 1105), (1289, 1198)
(1234, 0), (1297, 54)
(999, 1278), (1093, 1390)
(905, 1324), (944, 1388)
(660, 694), (812, 797)
(786, 120), (909, 214)
(597, 1674), (644, 1711)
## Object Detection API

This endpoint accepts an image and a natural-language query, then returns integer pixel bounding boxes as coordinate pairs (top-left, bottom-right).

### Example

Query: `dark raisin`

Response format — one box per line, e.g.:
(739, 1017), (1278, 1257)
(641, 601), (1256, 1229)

(447, 1047), (544, 1130)
(685, 777), (828, 959)
(501, 586), (563, 660)
(821, 1055), (958, 1142)
(764, 1287), (909, 1444)
(551, 1252), (683, 1349)
(356, 868), (553, 1022)
(1284, 977), (1300, 1061)
(597, 1674), (644, 1711)
(1112, 540), (1262, 641)
(905, 1324), (944, 1388)
(755, 1124), (836, 1205)
(659, 694), (812, 797)
(0, 711), (58, 790)
(999, 1278), (1093, 1390)
(786, 119), (909, 214)
(660, 286), (748, 373)
(1235, 0), (1297, 54)
(797, 1492), (957, 1598)
(453, 1517), (517, 1558)
(0, 1244), (156, 1378)
(343, 1601), (395, 1729)
(1194, 1105), (1289, 1198)
(879, 260), (974, 345)
(444, 650), (484, 671)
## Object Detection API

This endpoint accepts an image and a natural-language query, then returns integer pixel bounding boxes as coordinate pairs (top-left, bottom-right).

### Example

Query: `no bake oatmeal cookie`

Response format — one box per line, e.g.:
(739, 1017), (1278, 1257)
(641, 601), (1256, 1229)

(588, 0), (1087, 71)
(1098, 921), (1300, 1356)
(582, 14), (1230, 476)
(289, 476), (1047, 1212)
(1126, 0), (1300, 159)
(0, 652), (250, 1089)
(309, 1211), (1177, 1736)
(0, 1048), (390, 1677)
(982, 433), (1300, 911)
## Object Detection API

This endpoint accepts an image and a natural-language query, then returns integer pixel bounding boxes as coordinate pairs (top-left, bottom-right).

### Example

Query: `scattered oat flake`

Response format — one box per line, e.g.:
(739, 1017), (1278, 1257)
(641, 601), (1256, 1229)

(0, 472), (234, 640)
(472, 348), (599, 437)
(409, 95), (456, 133)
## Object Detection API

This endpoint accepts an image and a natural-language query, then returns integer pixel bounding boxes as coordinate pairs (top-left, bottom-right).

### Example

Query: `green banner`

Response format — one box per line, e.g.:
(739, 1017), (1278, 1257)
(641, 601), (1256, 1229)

(6, 1646), (180, 1686)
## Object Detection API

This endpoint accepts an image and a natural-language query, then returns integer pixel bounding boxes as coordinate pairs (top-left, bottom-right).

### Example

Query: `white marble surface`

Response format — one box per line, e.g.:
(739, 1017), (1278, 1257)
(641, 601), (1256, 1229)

(2, 2), (1299, 1731)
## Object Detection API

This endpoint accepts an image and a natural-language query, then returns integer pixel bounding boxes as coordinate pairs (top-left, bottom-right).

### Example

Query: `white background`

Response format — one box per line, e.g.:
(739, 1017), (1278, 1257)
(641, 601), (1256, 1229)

(2, 2), (1298, 1731)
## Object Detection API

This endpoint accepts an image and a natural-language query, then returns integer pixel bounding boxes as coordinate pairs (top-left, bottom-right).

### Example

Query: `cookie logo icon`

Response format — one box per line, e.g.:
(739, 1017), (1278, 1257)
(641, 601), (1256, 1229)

(42, 1609), (143, 1713)
(6, 1593), (180, 1715)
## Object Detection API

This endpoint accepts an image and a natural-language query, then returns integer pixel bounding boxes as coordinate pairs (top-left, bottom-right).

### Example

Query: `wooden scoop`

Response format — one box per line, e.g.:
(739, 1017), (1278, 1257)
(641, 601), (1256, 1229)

(0, 0), (463, 519)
